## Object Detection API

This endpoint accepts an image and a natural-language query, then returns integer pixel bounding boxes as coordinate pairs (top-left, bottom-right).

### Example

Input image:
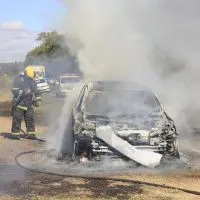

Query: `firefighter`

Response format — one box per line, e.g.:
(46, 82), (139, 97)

(11, 67), (37, 139)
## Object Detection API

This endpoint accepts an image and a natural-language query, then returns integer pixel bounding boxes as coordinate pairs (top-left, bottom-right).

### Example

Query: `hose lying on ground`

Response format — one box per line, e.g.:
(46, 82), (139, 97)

(15, 150), (200, 197)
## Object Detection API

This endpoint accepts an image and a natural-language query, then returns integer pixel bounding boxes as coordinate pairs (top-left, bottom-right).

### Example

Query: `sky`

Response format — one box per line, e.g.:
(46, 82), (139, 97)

(0, 0), (66, 63)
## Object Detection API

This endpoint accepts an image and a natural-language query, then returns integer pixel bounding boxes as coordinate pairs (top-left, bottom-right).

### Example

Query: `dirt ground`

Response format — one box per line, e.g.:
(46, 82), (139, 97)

(1, 92), (200, 200)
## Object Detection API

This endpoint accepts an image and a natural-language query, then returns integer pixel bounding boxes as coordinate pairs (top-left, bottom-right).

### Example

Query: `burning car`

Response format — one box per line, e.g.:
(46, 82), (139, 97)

(61, 81), (179, 167)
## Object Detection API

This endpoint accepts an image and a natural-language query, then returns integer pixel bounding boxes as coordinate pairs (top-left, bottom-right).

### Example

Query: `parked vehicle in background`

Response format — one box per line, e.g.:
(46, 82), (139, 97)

(56, 74), (81, 97)
(33, 77), (50, 107)
(34, 78), (50, 93)
(47, 77), (55, 85)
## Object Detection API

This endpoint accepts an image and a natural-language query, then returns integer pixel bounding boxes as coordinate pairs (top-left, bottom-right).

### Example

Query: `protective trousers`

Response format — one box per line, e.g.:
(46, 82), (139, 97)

(11, 107), (35, 134)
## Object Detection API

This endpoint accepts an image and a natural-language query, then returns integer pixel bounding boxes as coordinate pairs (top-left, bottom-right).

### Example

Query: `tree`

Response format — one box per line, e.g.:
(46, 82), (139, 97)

(26, 30), (70, 57)
(25, 31), (82, 76)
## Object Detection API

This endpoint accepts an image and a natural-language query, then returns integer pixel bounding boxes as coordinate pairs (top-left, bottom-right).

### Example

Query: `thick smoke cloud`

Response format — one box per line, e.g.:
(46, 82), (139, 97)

(59, 0), (200, 133)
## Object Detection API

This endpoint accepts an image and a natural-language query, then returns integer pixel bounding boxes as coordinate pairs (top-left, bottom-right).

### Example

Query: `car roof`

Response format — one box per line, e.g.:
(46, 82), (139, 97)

(60, 74), (80, 78)
(86, 80), (151, 92)
(35, 77), (45, 80)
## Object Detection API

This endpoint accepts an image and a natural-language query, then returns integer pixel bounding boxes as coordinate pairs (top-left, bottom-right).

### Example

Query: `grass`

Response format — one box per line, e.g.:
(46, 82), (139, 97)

(1, 175), (200, 200)
(0, 186), (197, 200)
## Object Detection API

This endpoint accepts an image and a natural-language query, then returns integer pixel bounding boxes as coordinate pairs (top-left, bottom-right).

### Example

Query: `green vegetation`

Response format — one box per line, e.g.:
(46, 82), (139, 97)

(0, 62), (24, 77)
(0, 31), (81, 78)
(24, 30), (81, 76)
(27, 31), (71, 58)
(0, 74), (12, 89)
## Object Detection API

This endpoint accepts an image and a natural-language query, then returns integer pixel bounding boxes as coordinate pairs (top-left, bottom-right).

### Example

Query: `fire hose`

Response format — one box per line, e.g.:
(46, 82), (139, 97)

(15, 149), (200, 197)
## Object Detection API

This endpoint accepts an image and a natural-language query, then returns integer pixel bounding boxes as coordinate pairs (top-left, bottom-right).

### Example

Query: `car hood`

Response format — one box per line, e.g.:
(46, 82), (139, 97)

(36, 83), (48, 87)
(84, 112), (167, 131)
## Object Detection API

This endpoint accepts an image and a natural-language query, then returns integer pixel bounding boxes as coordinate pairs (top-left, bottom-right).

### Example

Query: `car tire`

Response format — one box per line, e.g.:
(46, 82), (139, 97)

(159, 139), (181, 167)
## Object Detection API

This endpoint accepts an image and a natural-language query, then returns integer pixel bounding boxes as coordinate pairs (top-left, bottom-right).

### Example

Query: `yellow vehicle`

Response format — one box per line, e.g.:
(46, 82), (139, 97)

(25, 65), (45, 78)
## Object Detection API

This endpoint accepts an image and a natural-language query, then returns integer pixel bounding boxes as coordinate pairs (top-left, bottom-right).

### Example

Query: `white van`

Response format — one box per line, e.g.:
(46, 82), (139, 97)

(34, 78), (50, 93)
(56, 74), (81, 97)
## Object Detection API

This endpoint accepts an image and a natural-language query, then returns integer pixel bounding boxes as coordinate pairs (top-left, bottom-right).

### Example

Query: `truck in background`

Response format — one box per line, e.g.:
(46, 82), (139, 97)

(25, 65), (46, 78)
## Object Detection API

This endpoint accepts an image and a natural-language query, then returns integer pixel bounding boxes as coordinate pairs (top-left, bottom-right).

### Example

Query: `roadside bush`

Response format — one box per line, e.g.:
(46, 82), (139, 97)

(0, 74), (12, 89)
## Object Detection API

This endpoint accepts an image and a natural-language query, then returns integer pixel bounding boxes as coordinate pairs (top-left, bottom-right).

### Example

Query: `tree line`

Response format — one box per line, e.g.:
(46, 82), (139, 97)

(1, 31), (82, 77)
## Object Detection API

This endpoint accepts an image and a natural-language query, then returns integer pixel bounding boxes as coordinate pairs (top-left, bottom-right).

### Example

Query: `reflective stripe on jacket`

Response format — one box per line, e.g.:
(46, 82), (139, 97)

(16, 105), (28, 111)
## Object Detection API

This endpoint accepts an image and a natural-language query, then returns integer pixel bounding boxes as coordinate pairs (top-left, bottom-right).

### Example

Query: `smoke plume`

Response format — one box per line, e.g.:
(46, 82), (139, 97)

(58, 0), (200, 134)
(46, 84), (82, 155)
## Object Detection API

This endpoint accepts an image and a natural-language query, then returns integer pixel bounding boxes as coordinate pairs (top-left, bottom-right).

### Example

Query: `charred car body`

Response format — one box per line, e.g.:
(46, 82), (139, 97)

(63, 81), (179, 164)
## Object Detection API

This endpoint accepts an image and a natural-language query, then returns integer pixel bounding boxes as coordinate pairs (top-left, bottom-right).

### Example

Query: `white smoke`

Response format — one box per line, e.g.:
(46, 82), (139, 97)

(46, 84), (83, 154)
(57, 0), (200, 134)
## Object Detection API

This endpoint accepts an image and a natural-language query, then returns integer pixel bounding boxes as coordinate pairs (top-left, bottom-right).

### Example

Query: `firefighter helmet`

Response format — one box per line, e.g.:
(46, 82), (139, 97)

(24, 66), (36, 79)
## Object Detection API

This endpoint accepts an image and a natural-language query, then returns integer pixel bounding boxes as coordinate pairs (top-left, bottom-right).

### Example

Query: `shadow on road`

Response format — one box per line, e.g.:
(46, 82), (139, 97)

(0, 132), (13, 139)
(0, 165), (143, 199)
(0, 101), (11, 117)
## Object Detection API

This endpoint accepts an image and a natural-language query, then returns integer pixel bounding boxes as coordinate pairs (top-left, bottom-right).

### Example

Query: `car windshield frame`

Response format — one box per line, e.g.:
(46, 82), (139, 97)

(35, 79), (46, 84)
(82, 89), (162, 117)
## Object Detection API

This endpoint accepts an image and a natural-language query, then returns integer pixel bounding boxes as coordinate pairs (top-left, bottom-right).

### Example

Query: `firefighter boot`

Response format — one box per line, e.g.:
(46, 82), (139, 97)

(27, 132), (36, 139)
(11, 132), (20, 140)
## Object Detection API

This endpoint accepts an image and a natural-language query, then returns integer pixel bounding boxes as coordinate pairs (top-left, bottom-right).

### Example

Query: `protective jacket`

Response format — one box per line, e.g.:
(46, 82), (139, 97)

(11, 75), (36, 134)
(12, 75), (36, 110)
